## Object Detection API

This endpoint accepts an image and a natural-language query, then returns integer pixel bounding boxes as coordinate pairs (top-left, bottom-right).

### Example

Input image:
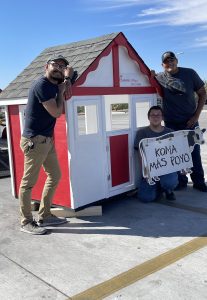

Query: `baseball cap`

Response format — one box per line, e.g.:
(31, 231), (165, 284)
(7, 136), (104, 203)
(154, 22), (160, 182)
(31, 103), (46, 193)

(47, 54), (69, 66)
(161, 51), (176, 62)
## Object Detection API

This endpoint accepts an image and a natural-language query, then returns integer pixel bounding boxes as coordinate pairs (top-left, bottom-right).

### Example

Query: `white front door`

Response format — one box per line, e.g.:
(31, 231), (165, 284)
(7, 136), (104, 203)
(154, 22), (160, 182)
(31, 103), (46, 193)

(68, 97), (107, 208)
(104, 95), (134, 196)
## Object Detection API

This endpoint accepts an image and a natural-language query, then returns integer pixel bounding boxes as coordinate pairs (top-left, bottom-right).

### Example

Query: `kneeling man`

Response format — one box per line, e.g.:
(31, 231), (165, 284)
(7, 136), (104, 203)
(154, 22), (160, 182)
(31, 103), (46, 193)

(134, 106), (178, 202)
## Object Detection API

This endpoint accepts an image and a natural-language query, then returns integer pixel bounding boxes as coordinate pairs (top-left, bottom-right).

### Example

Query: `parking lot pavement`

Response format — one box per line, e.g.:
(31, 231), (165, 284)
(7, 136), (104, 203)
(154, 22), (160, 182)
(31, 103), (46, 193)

(1, 176), (207, 300)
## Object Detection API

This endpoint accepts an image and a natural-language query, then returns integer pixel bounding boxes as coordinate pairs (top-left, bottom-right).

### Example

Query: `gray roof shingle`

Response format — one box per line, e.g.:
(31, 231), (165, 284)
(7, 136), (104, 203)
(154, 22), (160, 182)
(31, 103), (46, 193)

(0, 32), (119, 100)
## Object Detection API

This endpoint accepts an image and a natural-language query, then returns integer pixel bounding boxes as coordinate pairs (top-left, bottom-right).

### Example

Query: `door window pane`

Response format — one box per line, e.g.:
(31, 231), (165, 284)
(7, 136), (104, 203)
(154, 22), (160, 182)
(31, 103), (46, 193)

(109, 103), (129, 131)
(135, 102), (150, 127)
(77, 105), (98, 135)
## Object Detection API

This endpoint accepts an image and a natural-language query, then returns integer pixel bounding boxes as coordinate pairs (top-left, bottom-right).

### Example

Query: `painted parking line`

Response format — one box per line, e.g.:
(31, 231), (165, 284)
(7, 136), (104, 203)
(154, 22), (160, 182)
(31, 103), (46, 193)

(158, 200), (207, 215)
(70, 235), (207, 300)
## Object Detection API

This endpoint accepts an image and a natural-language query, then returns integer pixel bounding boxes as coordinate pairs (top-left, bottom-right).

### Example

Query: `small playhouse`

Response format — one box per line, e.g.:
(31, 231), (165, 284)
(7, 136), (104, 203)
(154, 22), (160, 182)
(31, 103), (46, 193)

(0, 32), (161, 209)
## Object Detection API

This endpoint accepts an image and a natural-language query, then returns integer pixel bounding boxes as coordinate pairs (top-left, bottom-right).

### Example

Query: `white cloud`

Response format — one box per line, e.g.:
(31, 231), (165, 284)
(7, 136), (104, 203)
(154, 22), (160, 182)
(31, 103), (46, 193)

(142, 0), (207, 27)
(116, 18), (163, 26)
(138, 5), (181, 17)
(200, 25), (207, 30)
(95, 0), (207, 27)
(194, 36), (207, 47)
(89, 0), (207, 49)
(88, 0), (157, 11)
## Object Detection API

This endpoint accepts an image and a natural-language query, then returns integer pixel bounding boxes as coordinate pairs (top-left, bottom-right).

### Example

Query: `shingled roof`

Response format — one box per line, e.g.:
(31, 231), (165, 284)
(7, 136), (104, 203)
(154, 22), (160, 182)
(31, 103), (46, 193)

(0, 32), (119, 100)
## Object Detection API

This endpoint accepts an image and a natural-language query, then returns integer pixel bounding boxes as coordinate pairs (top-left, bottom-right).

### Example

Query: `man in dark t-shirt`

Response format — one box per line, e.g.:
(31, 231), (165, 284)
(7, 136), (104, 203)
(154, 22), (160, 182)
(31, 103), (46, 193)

(19, 54), (74, 235)
(23, 77), (58, 138)
(154, 51), (207, 192)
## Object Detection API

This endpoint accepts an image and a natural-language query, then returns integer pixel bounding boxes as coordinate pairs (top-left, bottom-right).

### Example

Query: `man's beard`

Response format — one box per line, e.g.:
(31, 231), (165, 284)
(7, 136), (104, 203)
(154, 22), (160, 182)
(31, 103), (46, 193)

(50, 71), (64, 84)
(56, 77), (64, 84)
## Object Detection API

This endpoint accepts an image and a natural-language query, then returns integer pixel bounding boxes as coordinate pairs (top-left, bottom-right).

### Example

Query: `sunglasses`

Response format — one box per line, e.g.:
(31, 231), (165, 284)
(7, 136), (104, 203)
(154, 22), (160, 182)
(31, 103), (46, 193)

(49, 62), (67, 70)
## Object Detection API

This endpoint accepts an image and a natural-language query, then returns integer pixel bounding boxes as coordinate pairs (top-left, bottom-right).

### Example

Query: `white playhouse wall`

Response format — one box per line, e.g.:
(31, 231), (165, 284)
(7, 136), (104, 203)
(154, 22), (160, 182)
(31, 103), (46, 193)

(119, 46), (150, 87)
(65, 45), (157, 208)
(80, 51), (114, 87)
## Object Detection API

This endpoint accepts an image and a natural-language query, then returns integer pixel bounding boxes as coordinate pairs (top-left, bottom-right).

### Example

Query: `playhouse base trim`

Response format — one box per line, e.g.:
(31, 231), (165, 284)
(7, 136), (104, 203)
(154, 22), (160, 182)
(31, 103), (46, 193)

(31, 201), (102, 217)
(50, 206), (102, 218)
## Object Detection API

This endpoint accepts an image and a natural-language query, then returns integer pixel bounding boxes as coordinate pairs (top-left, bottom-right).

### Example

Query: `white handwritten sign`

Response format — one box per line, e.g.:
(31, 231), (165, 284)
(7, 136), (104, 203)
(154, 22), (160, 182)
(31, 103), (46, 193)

(142, 132), (192, 178)
(139, 127), (205, 185)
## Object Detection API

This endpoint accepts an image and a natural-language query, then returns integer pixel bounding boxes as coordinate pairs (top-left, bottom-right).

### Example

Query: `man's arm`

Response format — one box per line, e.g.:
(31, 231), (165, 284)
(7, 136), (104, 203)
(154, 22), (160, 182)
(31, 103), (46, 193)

(42, 93), (64, 118)
(187, 86), (206, 128)
(42, 80), (71, 118)
(42, 66), (74, 118)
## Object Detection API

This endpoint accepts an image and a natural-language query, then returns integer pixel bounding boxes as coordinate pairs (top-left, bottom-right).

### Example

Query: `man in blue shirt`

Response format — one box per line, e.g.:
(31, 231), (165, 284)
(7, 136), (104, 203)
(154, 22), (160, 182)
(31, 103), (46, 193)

(19, 54), (74, 234)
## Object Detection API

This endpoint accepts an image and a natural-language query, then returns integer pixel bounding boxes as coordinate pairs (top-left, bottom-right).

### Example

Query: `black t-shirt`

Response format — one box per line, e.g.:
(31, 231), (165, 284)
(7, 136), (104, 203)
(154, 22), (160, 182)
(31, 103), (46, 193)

(23, 76), (58, 138)
(161, 67), (204, 123)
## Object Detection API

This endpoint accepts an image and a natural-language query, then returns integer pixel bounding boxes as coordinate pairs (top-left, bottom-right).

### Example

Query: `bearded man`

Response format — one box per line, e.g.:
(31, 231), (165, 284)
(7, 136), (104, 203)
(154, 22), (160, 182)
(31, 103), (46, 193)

(19, 54), (73, 234)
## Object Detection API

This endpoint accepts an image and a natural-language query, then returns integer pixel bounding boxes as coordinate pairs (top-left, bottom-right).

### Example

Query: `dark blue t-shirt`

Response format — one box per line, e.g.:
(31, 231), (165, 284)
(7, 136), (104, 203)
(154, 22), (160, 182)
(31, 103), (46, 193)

(23, 76), (58, 138)
(161, 67), (204, 123)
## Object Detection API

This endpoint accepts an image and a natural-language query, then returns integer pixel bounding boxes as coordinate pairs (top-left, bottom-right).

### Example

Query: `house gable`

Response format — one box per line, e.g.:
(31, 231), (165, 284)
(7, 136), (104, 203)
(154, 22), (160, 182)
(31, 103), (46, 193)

(72, 32), (161, 97)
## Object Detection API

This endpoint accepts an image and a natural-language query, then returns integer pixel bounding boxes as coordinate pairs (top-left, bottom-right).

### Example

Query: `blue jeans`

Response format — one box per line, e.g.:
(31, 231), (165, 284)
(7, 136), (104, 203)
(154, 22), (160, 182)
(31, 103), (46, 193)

(165, 121), (205, 186)
(138, 173), (178, 203)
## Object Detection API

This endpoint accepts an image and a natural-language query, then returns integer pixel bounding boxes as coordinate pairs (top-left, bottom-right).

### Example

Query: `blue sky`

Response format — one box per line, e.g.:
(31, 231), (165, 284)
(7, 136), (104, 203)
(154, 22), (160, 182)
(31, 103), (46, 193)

(1, 0), (207, 89)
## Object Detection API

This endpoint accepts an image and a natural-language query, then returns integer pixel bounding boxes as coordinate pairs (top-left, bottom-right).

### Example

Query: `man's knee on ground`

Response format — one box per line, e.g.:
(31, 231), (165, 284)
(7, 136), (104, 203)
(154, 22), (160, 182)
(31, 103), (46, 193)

(160, 173), (178, 191)
(138, 188), (156, 202)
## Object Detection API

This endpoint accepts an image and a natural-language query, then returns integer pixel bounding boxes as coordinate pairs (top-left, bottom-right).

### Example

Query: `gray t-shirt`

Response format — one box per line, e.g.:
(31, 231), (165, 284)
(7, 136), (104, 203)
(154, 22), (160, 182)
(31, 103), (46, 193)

(134, 126), (173, 150)
(160, 67), (204, 123)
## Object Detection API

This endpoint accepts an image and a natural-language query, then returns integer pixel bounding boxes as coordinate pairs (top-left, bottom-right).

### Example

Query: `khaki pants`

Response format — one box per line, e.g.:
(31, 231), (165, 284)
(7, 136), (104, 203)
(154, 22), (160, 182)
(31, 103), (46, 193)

(19, 135), (61, 225)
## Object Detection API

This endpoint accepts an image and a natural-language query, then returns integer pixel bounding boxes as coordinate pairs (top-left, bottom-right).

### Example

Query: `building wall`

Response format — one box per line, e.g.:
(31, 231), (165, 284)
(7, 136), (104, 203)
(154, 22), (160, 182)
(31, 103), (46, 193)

(8, 105), (71, 207)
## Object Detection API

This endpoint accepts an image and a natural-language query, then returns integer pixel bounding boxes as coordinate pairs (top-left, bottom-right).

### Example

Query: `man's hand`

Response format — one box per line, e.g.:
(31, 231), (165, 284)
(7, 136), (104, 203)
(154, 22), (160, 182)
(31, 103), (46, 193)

(187, 86), (206, 128)
(64, 79), (72, 100)
(58, 80), (67, 95)
(64, 66), (74, 100)
(186, 115), (199, 128)
(150, 70), (156, 77)
(65, 66), (74, 81)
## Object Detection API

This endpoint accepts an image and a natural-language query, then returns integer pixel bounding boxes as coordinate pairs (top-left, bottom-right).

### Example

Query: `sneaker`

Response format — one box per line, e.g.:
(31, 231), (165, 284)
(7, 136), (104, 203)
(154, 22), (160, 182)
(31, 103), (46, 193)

(126, 189), (138, 197)
(174, 183), (187, 191)
(165, 191), (176, 201)
(155, 191), (164, 202)
(193, 183), (207, 192)
(37, 214), (67, 227)
(20, 221), (47, 235)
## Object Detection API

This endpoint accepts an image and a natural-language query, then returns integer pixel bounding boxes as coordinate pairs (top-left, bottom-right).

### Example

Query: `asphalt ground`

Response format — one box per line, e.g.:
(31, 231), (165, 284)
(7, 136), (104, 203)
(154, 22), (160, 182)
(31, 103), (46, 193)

(0, 108), (206, 300)
(1, 177), (207, 300)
